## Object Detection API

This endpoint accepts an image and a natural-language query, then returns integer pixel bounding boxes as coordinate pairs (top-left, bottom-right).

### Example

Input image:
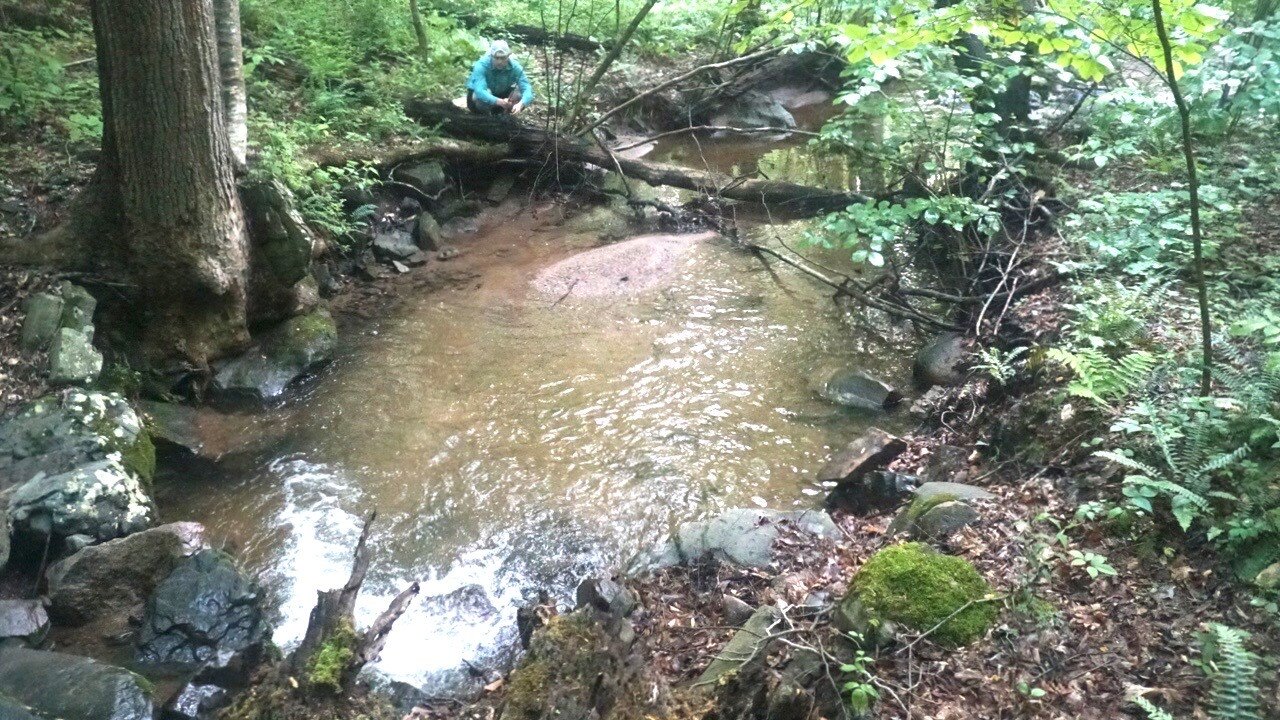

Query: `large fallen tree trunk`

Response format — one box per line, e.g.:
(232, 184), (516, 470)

(404, 100), (871, 215)
(455, 15), (607, 52)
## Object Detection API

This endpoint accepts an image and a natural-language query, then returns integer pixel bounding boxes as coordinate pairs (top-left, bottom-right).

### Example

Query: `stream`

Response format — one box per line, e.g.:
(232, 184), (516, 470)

(155, 113), (912, 696)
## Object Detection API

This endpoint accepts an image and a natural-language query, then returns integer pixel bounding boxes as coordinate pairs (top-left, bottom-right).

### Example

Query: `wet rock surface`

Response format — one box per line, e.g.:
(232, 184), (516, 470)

(816, 427), (907, 485)
(0, 646), (154, 720)
(135, 549), (268, 676)
(212, 309), (338, 401)
(47, 521), (207, 625)
(8, 457), (154, 543)
(818, 370), (902, 411)
(163, 682), (230, 720)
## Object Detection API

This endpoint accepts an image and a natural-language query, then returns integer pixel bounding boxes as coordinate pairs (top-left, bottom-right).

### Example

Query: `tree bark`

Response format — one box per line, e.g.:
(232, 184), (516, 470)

(91, 0), (251, 366)
(213, 0), (249, 170)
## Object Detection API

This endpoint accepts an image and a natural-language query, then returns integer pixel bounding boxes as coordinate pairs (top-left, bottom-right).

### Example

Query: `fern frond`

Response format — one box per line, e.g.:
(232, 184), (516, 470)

(1094, 450), (1162, 478)
(1205, 624), (1262, 720)
(1126, 477), (1210, 510)
(1132, 696), (1175, 720)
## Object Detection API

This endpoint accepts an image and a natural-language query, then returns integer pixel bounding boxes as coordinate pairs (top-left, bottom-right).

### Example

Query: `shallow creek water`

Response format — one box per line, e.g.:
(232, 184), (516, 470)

(157, 122), (911, 695)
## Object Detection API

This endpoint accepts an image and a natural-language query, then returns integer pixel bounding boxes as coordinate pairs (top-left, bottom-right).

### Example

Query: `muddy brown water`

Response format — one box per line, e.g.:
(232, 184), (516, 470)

(156, 119), (912, 695)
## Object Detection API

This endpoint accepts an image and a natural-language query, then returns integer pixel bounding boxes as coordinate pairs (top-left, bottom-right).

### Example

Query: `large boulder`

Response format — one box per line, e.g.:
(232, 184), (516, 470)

(212, 309), (338, 401)
(0, 646), (154, 720)
(835, 542), (996, 647)
(0, 693), (44, 720)
(640, 508), (839, 570)
(709, 90), (796, 132)
(914, 333), (968, 387)
(242, 179), (318, 326)
(47, 521), (207, 625)
(135, 549), (268, 678)
(818, 371), (902, 411)
(8, 457), (154, 543)
(0, 391), (155, 494)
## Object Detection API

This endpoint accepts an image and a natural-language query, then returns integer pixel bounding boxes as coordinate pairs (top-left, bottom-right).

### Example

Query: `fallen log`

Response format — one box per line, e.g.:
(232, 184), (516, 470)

(403, 100), (872, 215)
(456, 15), (607, 52)
(308, 137), (512, 170)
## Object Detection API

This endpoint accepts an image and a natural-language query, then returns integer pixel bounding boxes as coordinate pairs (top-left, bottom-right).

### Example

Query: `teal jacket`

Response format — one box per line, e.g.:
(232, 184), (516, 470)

(467, 54), (534, 107)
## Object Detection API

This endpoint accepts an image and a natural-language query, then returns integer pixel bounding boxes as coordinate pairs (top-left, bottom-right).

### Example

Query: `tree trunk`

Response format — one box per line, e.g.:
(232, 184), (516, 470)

(1152, 0), (1213, 394)
(563, 0), (660, 130)
(213, 0), (249, 170)
(409, 0), (430, 62)
(292, 512), (420, 693)
(91, 0), (251, 366)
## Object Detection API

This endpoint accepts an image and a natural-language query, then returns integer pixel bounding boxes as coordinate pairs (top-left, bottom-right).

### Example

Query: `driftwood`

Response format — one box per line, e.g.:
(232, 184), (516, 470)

(403, 100), (871, 215)
(291, 511), (420, 691)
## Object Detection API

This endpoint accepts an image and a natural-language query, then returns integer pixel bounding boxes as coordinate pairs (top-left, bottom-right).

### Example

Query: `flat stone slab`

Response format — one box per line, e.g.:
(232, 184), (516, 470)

(913, 481), (994, 503)
(640, 508), (839, 570)
(532, 231), (717, 299)
(817, 428), (906, 484)
(696, 604), (782, 685)
(0, 600), (49, 645)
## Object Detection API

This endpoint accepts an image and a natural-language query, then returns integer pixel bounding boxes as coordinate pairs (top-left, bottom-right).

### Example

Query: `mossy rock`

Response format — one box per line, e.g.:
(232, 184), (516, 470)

(212, 309), (338, 401)
(840, 542), (996, 647)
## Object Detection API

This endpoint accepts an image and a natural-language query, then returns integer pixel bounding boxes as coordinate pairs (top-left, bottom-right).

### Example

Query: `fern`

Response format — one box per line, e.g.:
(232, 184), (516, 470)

(1131, 697), (1175, 720)
(1204, 624), (1262, 720)
(1047, 348), (1157, 408)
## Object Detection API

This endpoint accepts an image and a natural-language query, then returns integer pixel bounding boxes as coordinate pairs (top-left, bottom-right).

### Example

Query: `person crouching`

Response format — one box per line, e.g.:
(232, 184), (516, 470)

(466, 40), (534, 115)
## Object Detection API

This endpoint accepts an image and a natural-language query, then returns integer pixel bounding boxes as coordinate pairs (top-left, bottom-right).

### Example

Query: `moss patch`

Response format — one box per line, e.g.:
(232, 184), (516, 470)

(307, 619), (357, 693)
(904, 492), (959, 524)
(851, 542), (996, 647)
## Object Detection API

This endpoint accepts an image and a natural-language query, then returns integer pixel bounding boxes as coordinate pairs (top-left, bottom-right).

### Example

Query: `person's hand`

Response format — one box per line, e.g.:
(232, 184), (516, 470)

(511, 101), (524, 114)
(496, 98), (511, 110)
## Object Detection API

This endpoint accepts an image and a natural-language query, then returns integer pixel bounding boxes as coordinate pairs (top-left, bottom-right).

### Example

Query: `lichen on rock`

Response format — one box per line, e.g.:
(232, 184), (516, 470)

(839, 542), (996, 647)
